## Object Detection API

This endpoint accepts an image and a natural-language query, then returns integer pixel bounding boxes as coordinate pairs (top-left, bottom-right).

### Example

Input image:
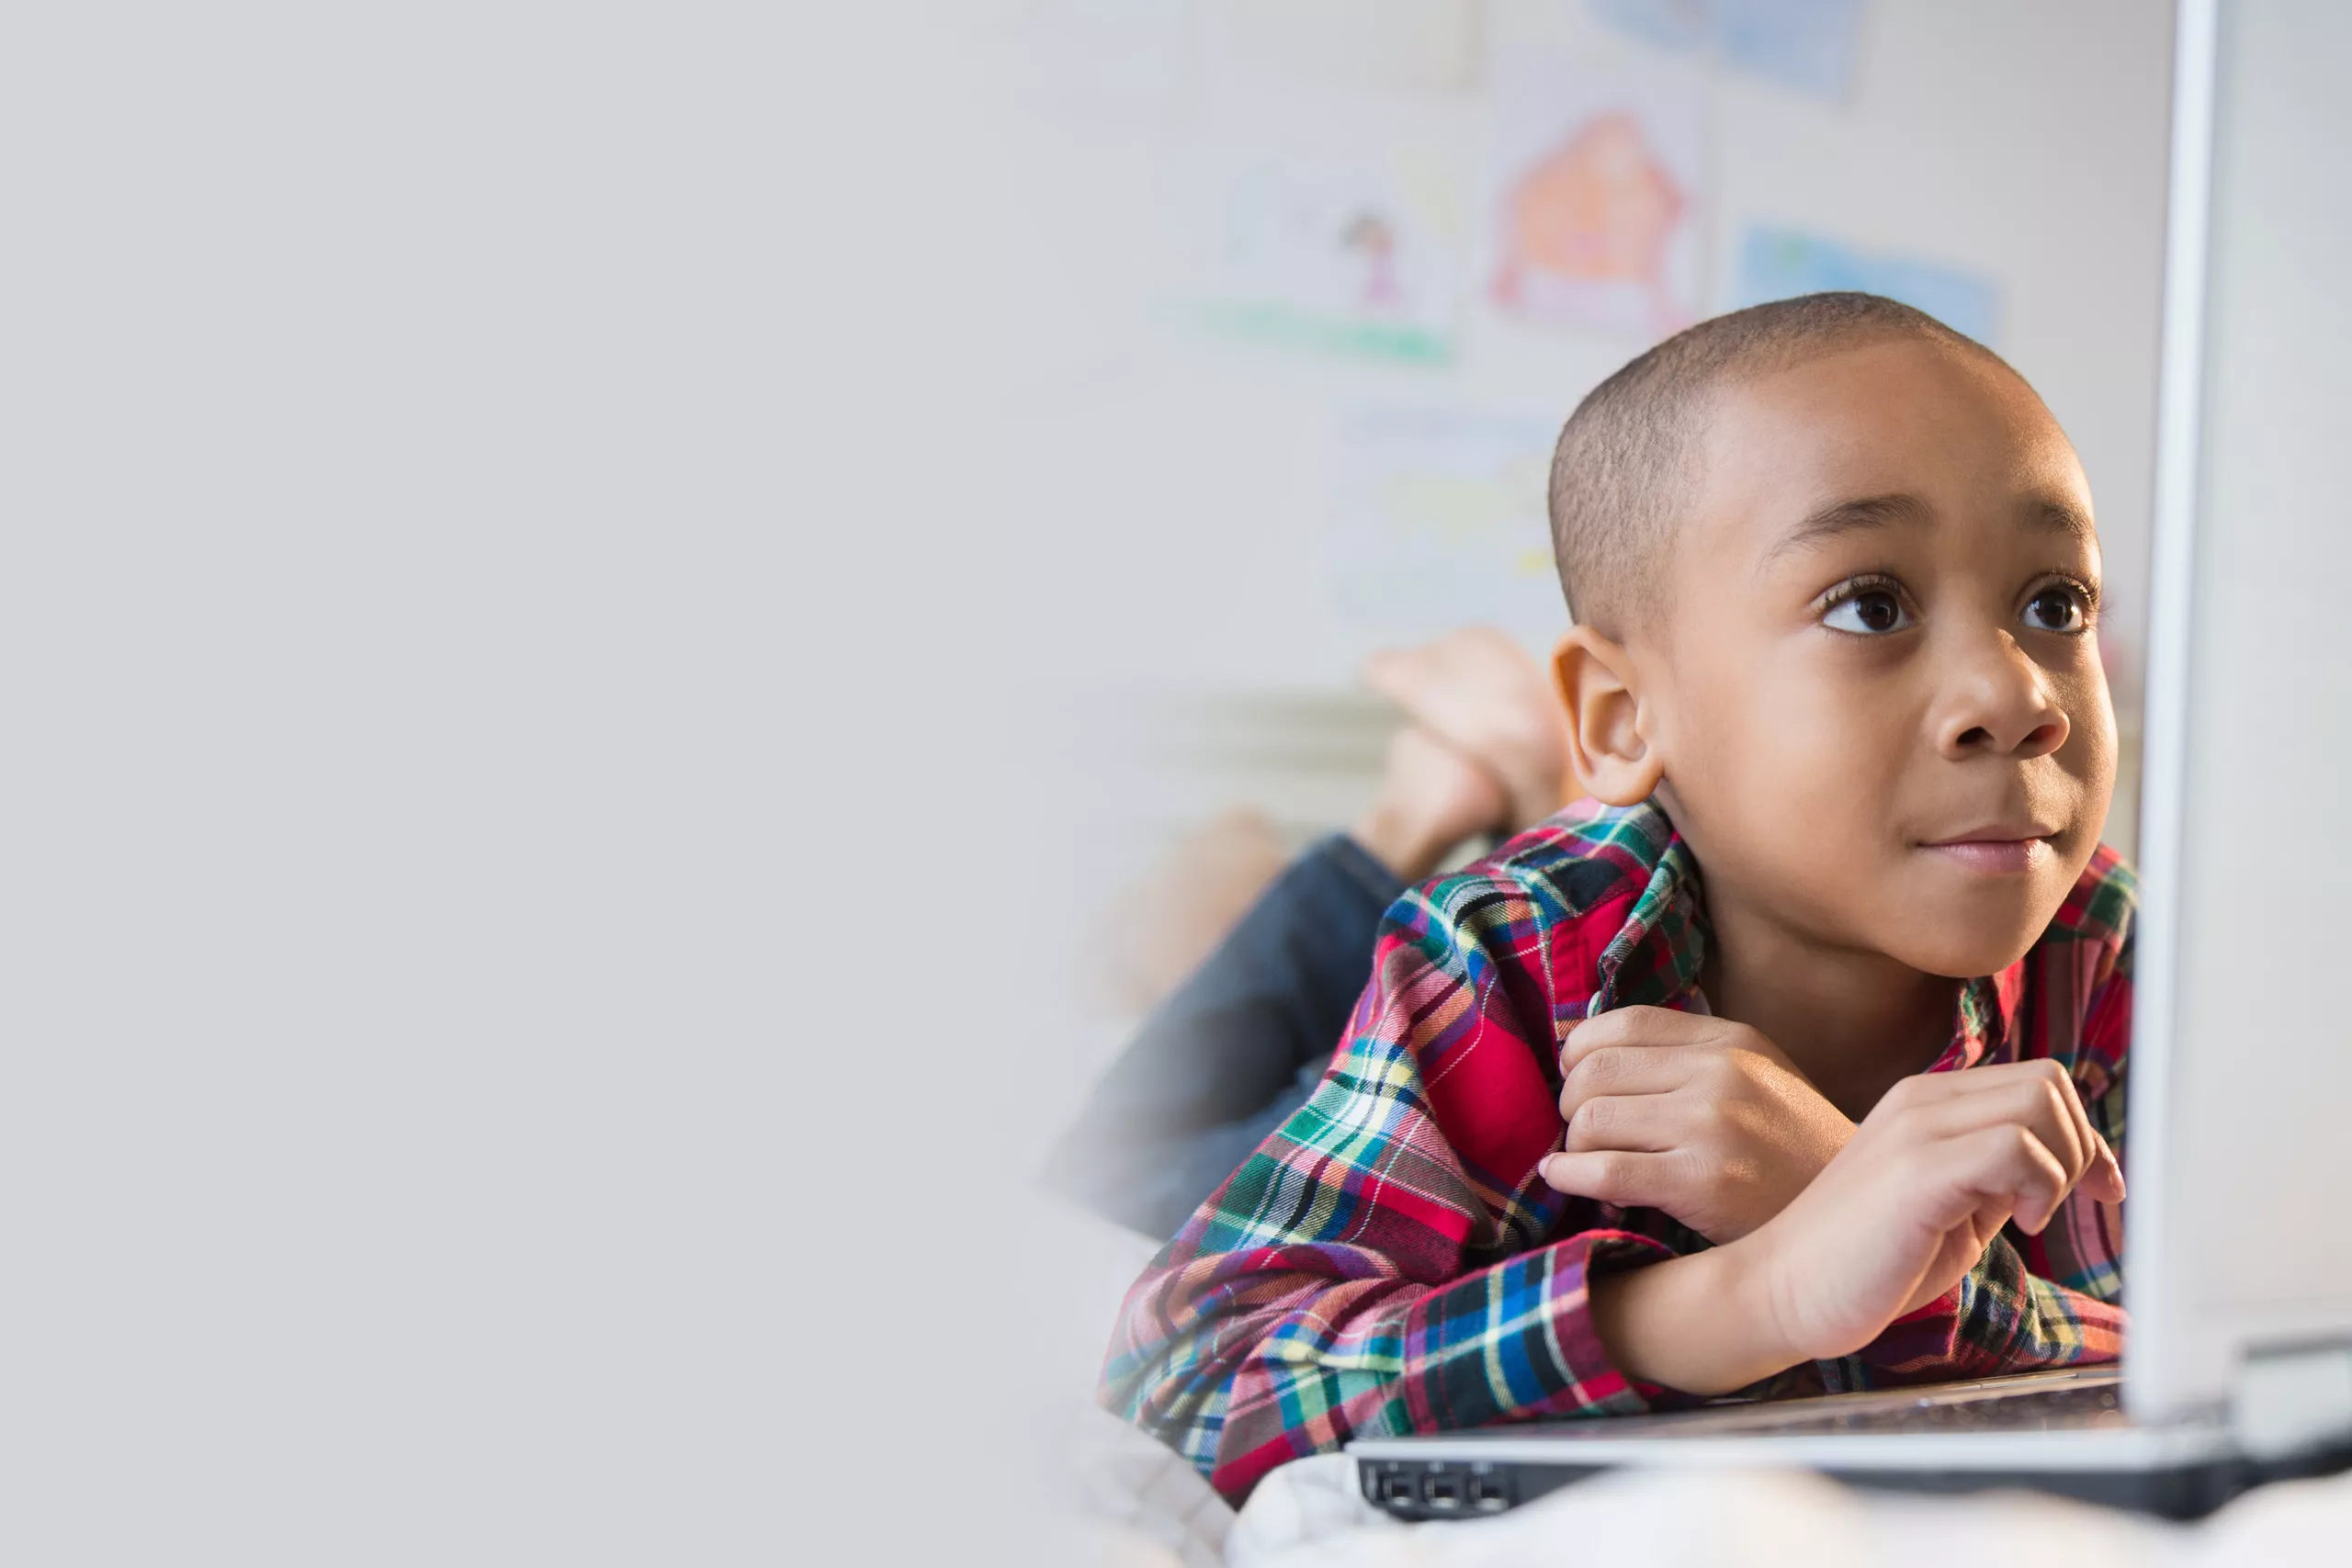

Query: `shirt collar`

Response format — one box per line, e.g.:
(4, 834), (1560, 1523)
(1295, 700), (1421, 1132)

(1938, 962), (2028, 1072)
(1578, 800), (2030, 1068)
(1581, 802), (1708, 1017)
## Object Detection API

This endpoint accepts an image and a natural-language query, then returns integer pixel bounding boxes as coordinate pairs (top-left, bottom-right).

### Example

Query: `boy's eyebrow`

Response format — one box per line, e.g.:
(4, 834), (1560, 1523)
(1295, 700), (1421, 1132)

(1762, 491), (2098, 570)
(2025, 496), (2098, 542)
(1763, 491), (1935, 566)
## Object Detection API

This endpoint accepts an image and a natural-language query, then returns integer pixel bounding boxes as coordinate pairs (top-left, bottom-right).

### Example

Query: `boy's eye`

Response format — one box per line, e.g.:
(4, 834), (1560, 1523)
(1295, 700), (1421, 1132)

(2022, 586), (2088, 634)
(1822, 589), (1912, 636)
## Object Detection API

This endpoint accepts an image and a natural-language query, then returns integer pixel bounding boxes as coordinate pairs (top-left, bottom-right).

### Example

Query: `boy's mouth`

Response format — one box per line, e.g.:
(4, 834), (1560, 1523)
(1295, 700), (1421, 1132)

(1918, 824), (2061, 875)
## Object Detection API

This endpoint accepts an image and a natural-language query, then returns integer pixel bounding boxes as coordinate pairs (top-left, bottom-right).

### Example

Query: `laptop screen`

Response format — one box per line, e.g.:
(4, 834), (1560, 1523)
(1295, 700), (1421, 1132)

(2128, 0), (2352, 1421)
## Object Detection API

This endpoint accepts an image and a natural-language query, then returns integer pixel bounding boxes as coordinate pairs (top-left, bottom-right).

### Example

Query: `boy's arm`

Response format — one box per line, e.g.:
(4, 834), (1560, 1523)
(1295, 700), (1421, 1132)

(1098, 880), (1687, 1502)
(1848, 986), (2132, 1380)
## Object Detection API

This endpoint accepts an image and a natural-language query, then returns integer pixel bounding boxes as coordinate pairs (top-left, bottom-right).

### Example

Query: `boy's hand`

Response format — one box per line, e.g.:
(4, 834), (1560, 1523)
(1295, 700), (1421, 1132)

(1746, 1059), (2126, 1364)
(1584, 1057), (2125, 1395)
(1539, 1007), (1853, 1243)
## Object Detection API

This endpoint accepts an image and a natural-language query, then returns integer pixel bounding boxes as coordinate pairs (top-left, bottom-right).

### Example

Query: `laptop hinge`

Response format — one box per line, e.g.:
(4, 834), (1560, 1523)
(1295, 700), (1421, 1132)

(2232, 1342), (2352, 1460)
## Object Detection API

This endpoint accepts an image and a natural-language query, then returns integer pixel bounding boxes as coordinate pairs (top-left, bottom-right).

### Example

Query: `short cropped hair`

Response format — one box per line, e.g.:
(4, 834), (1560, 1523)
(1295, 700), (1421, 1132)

(1547, 291), (2009, 637)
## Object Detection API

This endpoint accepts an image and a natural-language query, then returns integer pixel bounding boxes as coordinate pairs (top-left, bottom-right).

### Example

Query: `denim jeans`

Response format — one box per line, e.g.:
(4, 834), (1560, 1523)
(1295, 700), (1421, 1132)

(1044, 834), (1399, 1239)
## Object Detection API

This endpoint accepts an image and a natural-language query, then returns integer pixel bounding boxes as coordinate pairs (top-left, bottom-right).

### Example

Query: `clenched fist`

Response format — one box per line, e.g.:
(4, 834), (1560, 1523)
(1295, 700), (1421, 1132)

(1747, 1058), (2126, 1363)
(1538, 1006), (1854, 1242)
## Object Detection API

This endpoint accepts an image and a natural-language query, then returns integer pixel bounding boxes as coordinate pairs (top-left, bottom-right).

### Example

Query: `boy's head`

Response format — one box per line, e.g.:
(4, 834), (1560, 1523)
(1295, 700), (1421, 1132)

(1547, 292), (2117, 982)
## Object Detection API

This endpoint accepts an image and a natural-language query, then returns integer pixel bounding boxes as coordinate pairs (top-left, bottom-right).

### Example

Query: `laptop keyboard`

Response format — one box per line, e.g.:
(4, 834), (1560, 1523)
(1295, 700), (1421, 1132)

(1423, 1368), (2134, 1442)
(1723, 1378), (2127, 1437)
(1355, 1372), (2142, 1518)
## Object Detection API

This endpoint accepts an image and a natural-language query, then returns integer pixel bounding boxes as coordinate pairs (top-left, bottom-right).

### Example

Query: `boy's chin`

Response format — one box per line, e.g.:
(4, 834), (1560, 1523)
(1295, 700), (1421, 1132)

(1893, 935), (2042, 982)
(1876, 887), (2065, 980)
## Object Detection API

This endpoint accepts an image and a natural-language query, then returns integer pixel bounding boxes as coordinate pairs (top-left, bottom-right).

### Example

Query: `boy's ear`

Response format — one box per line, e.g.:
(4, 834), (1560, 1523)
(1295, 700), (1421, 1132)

(1550, 628), (1664, 808)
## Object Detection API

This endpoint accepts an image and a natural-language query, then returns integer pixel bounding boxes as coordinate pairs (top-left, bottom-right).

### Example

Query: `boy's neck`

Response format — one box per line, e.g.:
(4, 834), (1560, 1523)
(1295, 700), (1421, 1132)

(1696, 891), (1958, 1122)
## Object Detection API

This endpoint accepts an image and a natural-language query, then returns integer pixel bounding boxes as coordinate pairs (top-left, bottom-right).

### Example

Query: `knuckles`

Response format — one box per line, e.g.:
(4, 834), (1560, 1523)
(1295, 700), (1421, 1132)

(1567, 1045), (1626, 1095)
(1880, 1073), (1932, 1109)
(1700, 1050), (1752, 1094)
(1717, 1021), (1770, 1055)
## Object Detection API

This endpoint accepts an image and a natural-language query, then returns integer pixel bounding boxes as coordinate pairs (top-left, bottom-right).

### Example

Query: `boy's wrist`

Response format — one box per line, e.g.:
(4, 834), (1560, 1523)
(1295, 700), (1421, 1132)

(1589, 1238), (1805, 1396)
(1711, 1231), (1810, 1382)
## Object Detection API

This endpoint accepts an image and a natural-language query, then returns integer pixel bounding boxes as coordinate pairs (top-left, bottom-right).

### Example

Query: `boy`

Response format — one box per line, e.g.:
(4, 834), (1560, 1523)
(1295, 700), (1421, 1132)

(1100, 292), (2133, 1502)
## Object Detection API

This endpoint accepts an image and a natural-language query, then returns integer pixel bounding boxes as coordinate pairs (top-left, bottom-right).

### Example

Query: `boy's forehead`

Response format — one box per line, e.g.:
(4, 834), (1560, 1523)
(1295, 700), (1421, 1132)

(1684, 338), (2092, 553)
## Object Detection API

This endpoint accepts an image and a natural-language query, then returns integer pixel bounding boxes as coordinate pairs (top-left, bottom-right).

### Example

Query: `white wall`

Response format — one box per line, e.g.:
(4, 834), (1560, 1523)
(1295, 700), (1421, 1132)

(1001, 0), (2175, 715)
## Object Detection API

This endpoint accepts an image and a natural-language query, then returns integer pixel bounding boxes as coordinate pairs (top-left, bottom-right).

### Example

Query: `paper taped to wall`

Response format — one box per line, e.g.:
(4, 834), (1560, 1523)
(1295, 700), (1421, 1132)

(1324, 406), (1567, 655)
(1487, 61), (1708, 338)
(1733, 225), (2001, 343)
(1592, 0), (1867, 103)
(1196, 86), (1473, 361)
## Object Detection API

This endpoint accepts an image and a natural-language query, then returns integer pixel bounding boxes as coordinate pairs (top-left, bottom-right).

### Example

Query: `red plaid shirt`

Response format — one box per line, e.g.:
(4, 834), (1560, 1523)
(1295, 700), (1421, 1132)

(1101, 800), (2133, 1501)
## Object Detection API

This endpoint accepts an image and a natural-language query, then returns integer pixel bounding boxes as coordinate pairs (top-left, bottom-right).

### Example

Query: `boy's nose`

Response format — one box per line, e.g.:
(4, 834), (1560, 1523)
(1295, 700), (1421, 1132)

(1933, 637), (2071, 761)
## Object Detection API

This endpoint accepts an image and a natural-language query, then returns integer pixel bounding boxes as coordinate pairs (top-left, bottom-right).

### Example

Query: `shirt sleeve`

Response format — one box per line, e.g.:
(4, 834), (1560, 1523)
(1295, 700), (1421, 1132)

(1096, 877), (1674, 1503)
(1042, 834), (1403, 1237)
(1842, 1233), (2127, 1380)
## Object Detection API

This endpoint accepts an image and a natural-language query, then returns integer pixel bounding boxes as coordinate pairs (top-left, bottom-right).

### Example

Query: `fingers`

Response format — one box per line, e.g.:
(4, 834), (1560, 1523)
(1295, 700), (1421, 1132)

(1539, 1147), (1690, 1208)
(1884, 1063), (2125, 1231)
(1892, 1061), (2120, 1206)
(1943, 1122), (2074, 1235)
(1554, 1044), (1703, 1119)
(1558, 1006), (1730, 1077)
(1927, 1060), (2099, 1186)
(2084, 1127), (2127, 1205)
(1557, 1092), (1687, 1154)
(1555, 1010), (1721, 1124)
(1912, 1075), (2089, 1195)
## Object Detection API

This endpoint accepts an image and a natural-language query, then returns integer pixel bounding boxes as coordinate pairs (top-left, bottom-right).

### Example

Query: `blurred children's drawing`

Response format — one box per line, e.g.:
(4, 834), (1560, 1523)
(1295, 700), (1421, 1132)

(1734, 225), (2000, 343)
(1323, 406), (1565, 658)
(1201, 90), (1472, 362)
(1487, 63), (1706, 337)
(1592, 0), (1868, 102)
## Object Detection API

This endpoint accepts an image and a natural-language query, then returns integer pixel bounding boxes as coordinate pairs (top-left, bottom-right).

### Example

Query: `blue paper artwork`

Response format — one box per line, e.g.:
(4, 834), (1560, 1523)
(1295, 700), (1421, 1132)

(1592, 0), (1867, 102)
(1733, 226), (2001, 344)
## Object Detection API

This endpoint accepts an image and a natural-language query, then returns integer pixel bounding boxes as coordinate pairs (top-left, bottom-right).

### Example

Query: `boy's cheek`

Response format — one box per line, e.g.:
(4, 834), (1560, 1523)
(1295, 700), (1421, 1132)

(1677, 717), (1887, 861)
(2065, 707), (2120, 796)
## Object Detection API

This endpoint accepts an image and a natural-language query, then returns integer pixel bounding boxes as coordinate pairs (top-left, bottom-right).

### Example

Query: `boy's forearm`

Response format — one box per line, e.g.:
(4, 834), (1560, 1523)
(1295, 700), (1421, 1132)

(1588, 1243), (1801, 1396)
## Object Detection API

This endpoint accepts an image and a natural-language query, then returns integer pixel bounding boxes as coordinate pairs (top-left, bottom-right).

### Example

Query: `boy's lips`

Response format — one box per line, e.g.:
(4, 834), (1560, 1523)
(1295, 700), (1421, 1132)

(1918, 824), (2061, 874)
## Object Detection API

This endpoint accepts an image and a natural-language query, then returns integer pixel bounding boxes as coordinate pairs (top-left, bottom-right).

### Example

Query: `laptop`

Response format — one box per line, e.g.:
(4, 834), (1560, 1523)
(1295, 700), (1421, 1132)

(1351, 0), (2352, 1521)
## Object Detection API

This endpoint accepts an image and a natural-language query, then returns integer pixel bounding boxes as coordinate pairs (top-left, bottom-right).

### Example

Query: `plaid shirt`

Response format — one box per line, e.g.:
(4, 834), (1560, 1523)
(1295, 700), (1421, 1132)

(1100, 800), (2133, 1501)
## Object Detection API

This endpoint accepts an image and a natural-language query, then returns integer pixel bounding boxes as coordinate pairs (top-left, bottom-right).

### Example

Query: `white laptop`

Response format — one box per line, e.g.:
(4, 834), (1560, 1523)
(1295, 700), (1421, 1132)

(1351, 0), (2352, 1520)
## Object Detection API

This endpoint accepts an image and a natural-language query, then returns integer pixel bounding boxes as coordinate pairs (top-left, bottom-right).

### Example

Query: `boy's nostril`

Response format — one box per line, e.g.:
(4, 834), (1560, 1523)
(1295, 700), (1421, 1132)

(1957, 726), (1991, 748)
